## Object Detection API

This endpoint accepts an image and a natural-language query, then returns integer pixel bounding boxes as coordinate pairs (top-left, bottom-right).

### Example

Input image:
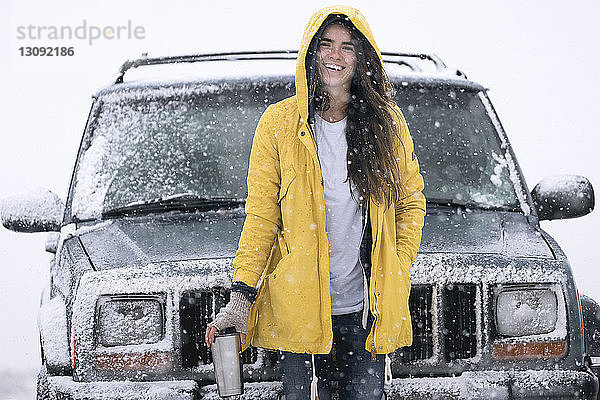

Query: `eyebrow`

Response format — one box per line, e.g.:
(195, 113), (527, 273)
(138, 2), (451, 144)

(319, 38), (356, 46)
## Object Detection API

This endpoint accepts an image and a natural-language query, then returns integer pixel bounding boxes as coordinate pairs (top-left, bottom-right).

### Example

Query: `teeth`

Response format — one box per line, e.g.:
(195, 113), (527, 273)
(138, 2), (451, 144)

(325, 63), (343, 71)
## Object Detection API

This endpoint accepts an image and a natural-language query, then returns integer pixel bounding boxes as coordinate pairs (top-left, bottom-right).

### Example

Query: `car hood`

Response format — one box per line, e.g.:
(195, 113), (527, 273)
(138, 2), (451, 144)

(76, 208), (553, 270)
(422, 207), (553, 258)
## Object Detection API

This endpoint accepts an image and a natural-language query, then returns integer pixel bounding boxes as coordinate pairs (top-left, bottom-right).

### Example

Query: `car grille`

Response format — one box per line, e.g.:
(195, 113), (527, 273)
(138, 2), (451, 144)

(443, 283), (477, 360)
(396, 285), (434, 362)
(179, 284), (476, 368)
(179, 290), (258, 368)
(394, 283), (477, 363)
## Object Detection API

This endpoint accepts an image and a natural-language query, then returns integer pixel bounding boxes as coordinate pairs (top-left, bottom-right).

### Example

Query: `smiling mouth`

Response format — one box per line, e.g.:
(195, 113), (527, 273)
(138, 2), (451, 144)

(324, 63), (345, 71)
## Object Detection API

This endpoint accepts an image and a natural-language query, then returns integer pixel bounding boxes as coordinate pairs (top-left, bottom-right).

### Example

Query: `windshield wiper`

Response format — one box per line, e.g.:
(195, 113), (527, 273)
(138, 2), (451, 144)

(102, 194), (245, 218)
(426, 197), (520, 212)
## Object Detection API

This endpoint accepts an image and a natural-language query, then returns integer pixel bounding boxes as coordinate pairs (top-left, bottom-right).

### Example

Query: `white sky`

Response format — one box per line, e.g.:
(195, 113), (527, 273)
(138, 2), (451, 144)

(0, 0), (598, 371)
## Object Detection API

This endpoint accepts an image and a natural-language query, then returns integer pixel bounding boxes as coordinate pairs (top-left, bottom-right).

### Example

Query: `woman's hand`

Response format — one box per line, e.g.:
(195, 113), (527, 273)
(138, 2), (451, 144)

(204, 291), (251, 347)
(205, 325), (247, 347)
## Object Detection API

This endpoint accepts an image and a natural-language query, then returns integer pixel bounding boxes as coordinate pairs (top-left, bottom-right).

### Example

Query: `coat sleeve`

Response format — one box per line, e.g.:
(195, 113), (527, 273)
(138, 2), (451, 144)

(231, 105), (282, 289)
(393, 107), (426, 274)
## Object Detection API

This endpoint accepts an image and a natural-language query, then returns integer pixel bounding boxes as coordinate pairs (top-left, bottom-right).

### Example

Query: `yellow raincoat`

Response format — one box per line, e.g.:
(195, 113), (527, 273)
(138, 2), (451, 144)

(232, 5), (426, 355)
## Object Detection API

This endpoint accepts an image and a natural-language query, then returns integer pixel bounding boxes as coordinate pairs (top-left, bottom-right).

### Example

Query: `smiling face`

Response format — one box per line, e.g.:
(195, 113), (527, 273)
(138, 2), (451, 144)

(317, 23), (357, 92)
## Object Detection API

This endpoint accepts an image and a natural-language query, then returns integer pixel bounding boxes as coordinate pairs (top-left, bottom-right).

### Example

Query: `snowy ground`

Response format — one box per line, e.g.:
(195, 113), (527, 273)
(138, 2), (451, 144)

(1, 0), (599, 398)
(0, 370), (37, 400)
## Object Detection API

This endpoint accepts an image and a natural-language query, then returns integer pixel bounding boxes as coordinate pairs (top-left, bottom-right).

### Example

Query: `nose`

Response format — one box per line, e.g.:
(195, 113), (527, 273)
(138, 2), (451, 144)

(326, 45), (343, 60)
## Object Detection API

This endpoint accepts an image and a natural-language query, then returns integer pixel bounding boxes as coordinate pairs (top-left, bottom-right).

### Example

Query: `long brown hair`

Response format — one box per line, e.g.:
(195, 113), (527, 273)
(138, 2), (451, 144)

(307, 15), (406, 208)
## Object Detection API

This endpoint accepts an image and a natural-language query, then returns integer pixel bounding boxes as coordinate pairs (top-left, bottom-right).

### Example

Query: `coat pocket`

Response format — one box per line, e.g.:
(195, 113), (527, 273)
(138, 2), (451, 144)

(267, 251), (322, 341)
(278, 167), (296, 203)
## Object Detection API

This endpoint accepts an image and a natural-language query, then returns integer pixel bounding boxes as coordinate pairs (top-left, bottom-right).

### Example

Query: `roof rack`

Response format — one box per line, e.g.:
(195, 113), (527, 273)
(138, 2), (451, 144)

(114, 50), (451, 84)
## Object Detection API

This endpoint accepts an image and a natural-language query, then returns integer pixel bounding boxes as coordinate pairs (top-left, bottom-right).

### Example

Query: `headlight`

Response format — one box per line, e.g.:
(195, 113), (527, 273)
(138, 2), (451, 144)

(495, 286), (558, 337)
(96, 294), (164, 347)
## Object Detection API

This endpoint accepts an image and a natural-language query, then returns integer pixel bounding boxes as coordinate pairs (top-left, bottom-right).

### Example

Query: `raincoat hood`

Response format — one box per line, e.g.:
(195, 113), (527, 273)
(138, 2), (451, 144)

(295, 6), (383, 124)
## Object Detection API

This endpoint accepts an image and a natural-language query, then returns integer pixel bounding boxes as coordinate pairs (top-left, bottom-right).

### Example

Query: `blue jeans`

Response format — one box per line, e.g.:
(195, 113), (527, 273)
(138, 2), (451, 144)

(279, 310), (385, 400)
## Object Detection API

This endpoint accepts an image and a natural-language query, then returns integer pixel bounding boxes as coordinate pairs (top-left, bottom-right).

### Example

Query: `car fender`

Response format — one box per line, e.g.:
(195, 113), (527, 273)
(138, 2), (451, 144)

(582, 294), (600, 357)
(38, 295), (71, 373)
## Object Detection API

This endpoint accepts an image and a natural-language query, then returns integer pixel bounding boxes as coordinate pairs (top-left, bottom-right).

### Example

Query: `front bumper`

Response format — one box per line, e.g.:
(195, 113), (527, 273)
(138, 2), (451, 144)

(47, 369), (597, 400)
(46, 376), (198, 399)
(46, 376), (283, 400)
(388, 369), (598, 399)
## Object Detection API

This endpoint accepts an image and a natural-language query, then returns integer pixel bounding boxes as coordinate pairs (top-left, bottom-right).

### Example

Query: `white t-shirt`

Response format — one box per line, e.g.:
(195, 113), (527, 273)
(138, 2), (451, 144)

(313, 112), (364, 315)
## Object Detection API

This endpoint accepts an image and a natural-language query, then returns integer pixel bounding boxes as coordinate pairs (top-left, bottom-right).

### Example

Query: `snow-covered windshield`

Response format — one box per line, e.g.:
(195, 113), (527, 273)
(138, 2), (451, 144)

(397, 86), (518, 207)
(70, 80), (518, 221)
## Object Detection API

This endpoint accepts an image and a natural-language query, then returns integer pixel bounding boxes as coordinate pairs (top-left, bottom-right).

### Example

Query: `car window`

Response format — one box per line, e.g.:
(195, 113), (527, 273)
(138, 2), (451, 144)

(70, 80), (519, 221)
(396, 86), (518, 207)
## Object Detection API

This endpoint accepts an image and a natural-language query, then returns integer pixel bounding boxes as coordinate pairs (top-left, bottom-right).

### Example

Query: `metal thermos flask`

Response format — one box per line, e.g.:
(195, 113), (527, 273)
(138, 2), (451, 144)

(211, 328), (244, 397)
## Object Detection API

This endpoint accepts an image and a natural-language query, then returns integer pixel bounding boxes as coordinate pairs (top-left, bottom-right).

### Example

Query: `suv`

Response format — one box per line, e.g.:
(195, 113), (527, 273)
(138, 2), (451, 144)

(2, 51), (599, 399)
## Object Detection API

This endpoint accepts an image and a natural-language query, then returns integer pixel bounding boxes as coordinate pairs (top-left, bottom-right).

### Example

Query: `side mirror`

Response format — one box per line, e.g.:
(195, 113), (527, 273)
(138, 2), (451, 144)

(0, 188), (64, 232)
(531, 175), (594, 221)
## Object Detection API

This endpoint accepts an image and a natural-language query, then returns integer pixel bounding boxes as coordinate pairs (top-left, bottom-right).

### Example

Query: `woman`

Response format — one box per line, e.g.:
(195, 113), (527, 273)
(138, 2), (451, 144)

(206, 6), (426, 400)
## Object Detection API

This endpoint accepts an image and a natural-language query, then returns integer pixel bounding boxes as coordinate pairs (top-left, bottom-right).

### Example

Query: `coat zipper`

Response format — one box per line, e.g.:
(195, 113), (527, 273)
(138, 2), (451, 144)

(357, 201), (369, 331)
(371, 342), (377, 362)
(372, 278), (380, 361)
(306, 123), (325, 188)
(357, 200), (379, 361)
(371, 207), (380, 362)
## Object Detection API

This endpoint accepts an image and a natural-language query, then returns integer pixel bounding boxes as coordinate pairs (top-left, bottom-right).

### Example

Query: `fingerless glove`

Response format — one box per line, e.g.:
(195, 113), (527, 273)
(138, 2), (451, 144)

(208, 291), (251, 334)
